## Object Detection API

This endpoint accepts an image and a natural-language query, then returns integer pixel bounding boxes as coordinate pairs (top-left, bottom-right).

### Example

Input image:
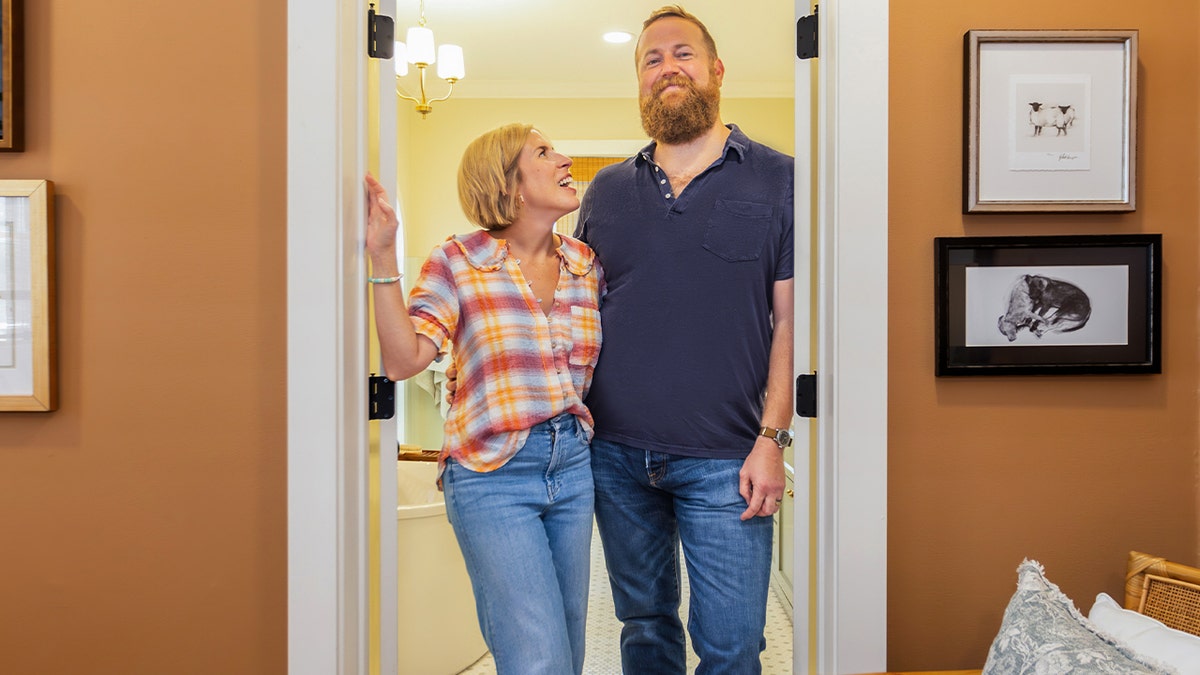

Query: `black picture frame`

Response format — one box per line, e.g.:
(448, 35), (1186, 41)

(935, 234), (1161, 376)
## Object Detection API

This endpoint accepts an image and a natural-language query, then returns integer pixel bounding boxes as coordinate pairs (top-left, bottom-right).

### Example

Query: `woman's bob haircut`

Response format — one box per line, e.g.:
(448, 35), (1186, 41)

(457, 122), (534, 230)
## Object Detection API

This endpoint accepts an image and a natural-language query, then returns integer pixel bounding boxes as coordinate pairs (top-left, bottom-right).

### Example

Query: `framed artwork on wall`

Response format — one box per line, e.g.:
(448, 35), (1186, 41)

(0, 180), (55, 410)
(935, 234), (1161, 376)
(0, 0), (22, 151)
(963, 29), (1137, 213)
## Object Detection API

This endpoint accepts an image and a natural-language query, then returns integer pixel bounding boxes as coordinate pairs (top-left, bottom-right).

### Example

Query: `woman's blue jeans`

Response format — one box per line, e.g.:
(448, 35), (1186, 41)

(442, 413), (594, 675)
(591, 437), (774, 675)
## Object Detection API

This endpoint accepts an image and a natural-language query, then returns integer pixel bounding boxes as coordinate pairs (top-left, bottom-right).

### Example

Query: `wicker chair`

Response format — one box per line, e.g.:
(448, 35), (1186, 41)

(1124, 549), (1200, 637)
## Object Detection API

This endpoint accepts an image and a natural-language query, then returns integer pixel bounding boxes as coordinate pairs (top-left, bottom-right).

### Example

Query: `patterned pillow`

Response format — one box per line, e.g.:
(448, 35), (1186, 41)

(983, 560), (1179, 674)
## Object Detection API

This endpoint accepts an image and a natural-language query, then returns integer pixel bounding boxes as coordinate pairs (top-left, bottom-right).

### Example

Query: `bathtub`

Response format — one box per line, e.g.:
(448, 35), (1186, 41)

(396, 461), (488, 674)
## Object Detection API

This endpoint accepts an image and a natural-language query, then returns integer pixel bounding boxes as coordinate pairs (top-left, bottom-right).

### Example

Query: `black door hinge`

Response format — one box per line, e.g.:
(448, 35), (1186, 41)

(367, 4), (395, 59)
(796, 373), (817, 418)
(369, 374), (396, 420)
(797, 5), (818, 60)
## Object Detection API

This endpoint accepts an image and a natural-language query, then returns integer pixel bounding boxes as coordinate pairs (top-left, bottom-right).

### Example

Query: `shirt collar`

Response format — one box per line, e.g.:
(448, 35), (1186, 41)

(451, 229), (596, 277)
(635, 123), (748, 166)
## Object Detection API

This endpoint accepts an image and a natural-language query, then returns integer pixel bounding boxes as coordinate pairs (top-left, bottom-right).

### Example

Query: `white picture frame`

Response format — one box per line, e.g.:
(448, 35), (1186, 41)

(964, 30), (1137, 213)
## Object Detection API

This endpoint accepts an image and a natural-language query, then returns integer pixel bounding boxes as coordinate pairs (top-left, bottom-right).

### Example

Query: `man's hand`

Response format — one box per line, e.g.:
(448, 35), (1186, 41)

(443, 361), (457, 407)
(738, 437), (786, 520)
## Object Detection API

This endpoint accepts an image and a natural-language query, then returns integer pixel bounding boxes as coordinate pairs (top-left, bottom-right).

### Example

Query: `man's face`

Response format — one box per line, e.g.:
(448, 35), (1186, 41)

(635, 17), (724, 144)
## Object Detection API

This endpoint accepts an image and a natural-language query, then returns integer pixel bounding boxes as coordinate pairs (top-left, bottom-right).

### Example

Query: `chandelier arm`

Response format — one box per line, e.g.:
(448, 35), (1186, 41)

(425, 81), (456, 105)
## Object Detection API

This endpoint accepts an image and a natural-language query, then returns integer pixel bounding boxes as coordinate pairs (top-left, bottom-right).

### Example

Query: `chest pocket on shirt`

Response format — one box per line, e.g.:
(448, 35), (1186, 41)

(568, 305), (602, 367)
(701, 199), (773, 262)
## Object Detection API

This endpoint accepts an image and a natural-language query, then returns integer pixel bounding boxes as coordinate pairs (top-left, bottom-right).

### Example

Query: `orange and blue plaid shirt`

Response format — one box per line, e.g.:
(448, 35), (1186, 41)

(408, 230), (604, 474)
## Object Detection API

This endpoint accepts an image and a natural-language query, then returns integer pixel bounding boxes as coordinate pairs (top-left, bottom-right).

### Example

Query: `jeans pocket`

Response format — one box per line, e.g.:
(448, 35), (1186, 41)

(701, 199), (773, 262)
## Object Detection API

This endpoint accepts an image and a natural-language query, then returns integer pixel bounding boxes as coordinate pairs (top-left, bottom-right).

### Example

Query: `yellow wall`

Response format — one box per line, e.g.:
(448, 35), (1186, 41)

(396, 97), (794, 255)
(0, 2), (286, 673)
(889, 1), (1199, 669)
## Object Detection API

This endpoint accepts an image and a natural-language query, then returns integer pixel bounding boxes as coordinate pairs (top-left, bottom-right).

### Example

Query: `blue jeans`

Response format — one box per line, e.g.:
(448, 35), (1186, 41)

(442, 413), (594, 675)
(592, 438), (773, 675)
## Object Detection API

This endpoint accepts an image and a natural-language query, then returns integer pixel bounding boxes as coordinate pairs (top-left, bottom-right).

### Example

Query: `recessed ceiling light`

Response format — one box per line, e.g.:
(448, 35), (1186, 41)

(603, 31), (632, 44)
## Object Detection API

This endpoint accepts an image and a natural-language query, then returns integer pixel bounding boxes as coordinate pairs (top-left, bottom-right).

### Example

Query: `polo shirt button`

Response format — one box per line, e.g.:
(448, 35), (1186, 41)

(665, 193), (672, 199)
(659, 179), (666, 184)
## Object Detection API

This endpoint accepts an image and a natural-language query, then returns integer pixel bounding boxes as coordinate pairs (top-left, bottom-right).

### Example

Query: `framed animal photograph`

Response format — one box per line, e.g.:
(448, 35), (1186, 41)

(0, 179), (55, 410)
(934, 234), (1161, 376)
(963, 29), (1137, 213)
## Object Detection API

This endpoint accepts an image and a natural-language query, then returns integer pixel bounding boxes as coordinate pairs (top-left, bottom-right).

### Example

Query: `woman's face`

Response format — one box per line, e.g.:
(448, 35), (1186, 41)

(515, 130), (577, 221)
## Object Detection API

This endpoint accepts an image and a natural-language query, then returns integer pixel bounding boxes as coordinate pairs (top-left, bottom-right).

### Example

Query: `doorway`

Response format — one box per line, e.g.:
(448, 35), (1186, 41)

(286, 1), (889, 673)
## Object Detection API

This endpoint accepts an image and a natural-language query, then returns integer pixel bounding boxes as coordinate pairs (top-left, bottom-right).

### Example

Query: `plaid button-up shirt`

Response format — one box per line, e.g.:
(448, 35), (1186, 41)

(409, 230), (604, 473)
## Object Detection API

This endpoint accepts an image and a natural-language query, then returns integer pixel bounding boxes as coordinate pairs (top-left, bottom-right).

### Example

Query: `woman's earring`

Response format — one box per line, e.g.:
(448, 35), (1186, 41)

(519, 194), (525, 204)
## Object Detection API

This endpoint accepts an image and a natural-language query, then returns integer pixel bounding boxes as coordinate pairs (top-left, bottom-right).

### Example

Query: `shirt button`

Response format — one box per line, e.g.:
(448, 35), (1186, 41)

(665, 193), (672, 199)
(659, 179), (666, 185)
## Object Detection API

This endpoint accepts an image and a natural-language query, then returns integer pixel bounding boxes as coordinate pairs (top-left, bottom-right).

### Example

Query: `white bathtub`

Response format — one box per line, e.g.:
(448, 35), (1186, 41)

(397, 461), (488, 674)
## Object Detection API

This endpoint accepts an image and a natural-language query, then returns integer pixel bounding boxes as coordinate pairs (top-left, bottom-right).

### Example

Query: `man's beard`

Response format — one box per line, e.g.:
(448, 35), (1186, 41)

(639, 74), (721, 145)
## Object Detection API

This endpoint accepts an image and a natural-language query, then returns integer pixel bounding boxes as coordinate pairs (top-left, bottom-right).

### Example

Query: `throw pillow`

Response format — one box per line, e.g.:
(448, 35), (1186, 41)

(1089, 592), (1200, 675)
(982, 560), (1178, 674)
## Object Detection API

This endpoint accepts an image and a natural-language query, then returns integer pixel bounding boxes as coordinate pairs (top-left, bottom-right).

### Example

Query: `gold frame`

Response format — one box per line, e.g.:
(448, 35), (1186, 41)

(0, 180), (55, 410)
(964, 29), (1137, 213)
(0, 0), (22, 151)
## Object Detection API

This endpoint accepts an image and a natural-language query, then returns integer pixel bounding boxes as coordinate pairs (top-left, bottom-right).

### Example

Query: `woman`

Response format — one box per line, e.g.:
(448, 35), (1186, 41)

(364, 122), (603, 675)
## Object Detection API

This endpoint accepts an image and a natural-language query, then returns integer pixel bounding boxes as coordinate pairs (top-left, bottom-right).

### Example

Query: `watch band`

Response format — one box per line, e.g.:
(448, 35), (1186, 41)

(758, 426), (793, 449)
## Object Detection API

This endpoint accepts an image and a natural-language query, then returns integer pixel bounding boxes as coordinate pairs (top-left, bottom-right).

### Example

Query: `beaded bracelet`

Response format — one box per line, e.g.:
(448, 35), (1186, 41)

(368, 274), (403, 284)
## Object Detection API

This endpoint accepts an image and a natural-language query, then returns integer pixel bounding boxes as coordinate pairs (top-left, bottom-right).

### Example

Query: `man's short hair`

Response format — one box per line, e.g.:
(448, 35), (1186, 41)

(457, 122), (532, 230)
(639, 5), (719, 62)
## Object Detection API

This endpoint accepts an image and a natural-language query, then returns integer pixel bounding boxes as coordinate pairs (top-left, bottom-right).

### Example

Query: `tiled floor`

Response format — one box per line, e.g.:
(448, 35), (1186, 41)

(457, 524), (794, 674)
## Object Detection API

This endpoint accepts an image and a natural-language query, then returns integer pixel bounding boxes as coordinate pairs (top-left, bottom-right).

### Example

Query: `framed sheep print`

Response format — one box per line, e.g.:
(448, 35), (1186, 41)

(934, 234), (1160, 376)
(0, 180), (55, 410)
(964, 29), (1137, 213)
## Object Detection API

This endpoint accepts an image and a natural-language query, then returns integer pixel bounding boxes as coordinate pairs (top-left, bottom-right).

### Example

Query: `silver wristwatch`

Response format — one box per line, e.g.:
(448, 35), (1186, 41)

(758, 426), (793, 449)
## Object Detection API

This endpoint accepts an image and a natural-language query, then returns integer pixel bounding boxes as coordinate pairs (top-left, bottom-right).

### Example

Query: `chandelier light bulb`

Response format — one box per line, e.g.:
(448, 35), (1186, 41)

(437, 44), (465, 81)
(406, 26), (436, 65)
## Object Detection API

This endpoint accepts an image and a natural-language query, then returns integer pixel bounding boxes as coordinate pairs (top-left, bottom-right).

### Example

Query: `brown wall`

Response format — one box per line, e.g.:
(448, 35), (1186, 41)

(0, 2), (287, 674)
(889, 1), (1199, 670)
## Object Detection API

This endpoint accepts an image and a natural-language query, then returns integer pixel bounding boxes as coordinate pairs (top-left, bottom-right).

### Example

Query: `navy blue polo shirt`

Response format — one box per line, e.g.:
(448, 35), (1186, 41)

(576, 125), (794, 459)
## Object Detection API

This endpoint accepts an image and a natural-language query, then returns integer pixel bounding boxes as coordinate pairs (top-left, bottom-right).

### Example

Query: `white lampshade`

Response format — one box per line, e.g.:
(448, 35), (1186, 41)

(436, 44), (465, 81)
(406, 26), (435, 65)
(393, 42), (409, 76)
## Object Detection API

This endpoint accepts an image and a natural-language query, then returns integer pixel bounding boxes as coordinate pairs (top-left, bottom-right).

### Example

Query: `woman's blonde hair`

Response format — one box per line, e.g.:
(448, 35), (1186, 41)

(457, 122), (533, 230)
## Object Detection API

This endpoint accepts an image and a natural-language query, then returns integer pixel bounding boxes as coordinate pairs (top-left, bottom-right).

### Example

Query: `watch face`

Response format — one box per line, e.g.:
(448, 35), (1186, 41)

(777, 430), (792, 447)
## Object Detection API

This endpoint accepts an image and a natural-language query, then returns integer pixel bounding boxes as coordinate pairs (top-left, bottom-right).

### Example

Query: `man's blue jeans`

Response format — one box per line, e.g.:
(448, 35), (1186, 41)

(591, 438), (774, 675)
(443, 413), (594, 675)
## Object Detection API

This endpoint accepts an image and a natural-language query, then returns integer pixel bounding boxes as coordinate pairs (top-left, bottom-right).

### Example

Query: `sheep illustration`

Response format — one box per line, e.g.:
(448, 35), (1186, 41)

(1028, 102), (1076, 136)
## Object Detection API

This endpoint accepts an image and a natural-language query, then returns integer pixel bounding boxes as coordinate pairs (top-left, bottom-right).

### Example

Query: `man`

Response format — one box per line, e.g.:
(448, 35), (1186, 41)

(575, 5), (795, 674)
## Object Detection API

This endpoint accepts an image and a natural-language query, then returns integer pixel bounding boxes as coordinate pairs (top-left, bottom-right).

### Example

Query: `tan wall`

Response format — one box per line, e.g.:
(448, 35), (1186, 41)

(889, 1), (1199, 669)
(0, 2), (287, 674)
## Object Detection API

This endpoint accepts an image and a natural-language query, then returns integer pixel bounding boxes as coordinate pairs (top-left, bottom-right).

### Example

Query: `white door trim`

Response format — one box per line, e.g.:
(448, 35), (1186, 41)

(814, 0), (889, 672)
(287, 2), (370, 674)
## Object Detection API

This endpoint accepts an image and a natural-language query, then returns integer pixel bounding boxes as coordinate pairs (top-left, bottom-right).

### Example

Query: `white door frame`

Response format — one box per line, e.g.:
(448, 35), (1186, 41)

(287, 2), (370, 674)
(286, 2), (889, 672)
(812, 1), (889, 672)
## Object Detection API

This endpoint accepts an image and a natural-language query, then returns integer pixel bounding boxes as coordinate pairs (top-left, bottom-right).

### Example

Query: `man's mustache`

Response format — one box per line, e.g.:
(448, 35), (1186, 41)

(651, 75), (695, 96)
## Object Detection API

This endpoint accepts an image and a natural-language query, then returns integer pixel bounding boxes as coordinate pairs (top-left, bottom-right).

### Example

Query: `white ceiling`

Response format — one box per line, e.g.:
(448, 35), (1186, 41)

(392, 0), (797, 100)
